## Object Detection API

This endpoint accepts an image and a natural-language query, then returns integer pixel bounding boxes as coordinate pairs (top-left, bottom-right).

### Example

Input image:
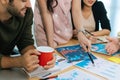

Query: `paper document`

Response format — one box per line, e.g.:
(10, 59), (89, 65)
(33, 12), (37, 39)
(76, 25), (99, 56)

(75, 57), (120, 80)
(51, 68), (101, 80)
(24, 55), (76, 78)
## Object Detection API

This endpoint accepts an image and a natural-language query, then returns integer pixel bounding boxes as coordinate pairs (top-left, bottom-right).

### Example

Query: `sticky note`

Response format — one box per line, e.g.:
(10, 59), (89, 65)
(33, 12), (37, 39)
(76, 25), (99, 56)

(108, 57), (120, 64)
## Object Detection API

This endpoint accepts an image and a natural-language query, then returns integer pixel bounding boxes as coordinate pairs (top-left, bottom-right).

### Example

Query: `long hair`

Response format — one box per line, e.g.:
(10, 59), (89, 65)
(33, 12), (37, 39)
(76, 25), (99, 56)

(9, 0), (14, 3)
(81, 0), (98, 9)
(47, 0), (58, 13)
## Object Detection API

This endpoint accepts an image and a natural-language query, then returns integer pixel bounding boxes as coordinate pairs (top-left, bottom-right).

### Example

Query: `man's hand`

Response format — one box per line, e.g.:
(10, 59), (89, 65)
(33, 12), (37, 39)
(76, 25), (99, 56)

(21, 49), (40, 72)
(43, 53), (56, 69)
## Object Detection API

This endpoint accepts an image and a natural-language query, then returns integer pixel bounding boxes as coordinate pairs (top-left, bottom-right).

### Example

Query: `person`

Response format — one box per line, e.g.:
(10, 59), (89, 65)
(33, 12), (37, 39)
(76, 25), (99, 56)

(0, 0), (55, 72)
(34, 0), (91, 52)
(73, 0), (111, 44)
(105, 37), (120, 55)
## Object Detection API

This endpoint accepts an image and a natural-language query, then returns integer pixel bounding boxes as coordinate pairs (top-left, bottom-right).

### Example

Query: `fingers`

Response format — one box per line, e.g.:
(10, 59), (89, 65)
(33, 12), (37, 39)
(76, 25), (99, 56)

(25, 49), (40, 56)
(105, 43), (119, 55)
(89, 36), (98, 44)
(81, 44), (88, 52)
(43, 63), (55, 69)
(43, 54), (56, 69)
(106, 37), (114, 42)
(26, 64), (39, 72)
(22, 49), (40, 72)
(24, 57), (39, 72)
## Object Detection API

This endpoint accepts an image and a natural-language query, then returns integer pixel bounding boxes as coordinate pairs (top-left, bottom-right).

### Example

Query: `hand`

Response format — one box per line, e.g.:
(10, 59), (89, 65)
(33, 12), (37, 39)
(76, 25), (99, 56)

(77, 32), (91, 52)
(106, 37), (119, 44)
(43, 53), (56, 69)
(73, 29), (78, 39)
(21, 49), (40, 72)
(105, 37), (119, 55)
(88, 36), (98, 44)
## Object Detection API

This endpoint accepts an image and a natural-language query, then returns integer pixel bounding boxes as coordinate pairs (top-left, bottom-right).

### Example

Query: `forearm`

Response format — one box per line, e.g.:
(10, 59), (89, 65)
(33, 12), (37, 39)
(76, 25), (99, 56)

(0, 46), (35, 68)
(72, 0), (83, 30)
(21, 45), (35, 54)
(43, 14), (54, 47)
(0, 54), (2, 69)
(1, 56), (22, 68)
(92, 29), (110, 36)
(38, 0), (54, 47)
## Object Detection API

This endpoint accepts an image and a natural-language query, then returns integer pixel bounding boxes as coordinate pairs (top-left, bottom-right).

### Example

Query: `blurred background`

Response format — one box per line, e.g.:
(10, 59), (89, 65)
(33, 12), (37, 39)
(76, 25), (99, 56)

(30, 0), (120, 37)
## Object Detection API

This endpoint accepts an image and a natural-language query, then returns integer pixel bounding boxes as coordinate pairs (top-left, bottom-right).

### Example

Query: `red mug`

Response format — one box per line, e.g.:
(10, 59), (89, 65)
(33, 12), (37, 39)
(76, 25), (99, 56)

(37, 46), (54, 66)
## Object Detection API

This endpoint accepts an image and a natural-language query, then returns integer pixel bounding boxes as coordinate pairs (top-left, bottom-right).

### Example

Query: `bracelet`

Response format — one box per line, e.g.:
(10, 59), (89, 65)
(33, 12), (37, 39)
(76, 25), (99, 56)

(77, 29), (85, 33)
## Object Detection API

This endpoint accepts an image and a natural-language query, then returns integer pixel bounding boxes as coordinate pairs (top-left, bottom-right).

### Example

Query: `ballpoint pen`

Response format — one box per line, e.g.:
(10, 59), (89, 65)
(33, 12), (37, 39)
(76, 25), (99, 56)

(87, 52), (95, 66)
(86, 46), (95, 66)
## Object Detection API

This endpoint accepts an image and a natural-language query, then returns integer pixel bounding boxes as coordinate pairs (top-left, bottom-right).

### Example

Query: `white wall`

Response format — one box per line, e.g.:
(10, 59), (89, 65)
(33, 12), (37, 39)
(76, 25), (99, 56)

(99, 0), (120, 37)
(30, 0), (120, 37)
(30, 0), (35, 10)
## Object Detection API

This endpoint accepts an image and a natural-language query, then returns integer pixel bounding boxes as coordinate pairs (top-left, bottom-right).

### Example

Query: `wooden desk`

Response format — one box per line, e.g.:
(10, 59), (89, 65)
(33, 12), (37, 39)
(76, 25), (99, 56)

(29, 39), (111, 80)
(0, 39), (112, 80)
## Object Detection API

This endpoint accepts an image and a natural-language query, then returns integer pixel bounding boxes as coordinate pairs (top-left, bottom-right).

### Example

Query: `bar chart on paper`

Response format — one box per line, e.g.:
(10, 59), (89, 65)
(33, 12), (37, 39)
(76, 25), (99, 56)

(75, 58), (120, 80)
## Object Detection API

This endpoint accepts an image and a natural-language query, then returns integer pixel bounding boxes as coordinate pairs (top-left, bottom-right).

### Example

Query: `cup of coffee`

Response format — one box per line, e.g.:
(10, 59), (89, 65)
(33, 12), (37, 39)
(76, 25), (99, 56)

(37, 46), (54, 66)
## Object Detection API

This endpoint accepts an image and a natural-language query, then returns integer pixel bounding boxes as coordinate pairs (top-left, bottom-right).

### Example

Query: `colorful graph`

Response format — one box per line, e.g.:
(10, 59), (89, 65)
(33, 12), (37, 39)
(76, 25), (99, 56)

(56, 45), (97, 63)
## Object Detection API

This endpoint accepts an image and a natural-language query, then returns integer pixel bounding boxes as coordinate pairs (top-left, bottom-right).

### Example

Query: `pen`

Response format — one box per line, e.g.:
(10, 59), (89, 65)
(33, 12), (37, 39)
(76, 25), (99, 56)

(40, 75), (58, 80)
(85, 46), (95, 66)
(85, 30), (94, 36)
(87, 52), (95, 66)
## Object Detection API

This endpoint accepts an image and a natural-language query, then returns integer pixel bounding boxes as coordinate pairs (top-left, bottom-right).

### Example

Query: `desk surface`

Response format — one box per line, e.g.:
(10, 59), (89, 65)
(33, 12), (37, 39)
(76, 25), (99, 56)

(0, 39), (113, 80)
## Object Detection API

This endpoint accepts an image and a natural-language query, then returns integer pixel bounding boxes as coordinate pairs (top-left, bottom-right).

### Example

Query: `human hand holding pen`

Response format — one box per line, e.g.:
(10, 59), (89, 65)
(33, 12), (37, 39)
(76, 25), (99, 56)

(77, 31), (91, 52)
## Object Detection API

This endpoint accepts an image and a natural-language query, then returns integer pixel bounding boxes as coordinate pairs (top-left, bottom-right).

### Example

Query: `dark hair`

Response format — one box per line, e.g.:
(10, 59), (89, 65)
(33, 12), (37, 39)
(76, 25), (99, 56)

(9, 0), (14, 3)
(81, 0), (97, 9)
(47, 0), (58, 13)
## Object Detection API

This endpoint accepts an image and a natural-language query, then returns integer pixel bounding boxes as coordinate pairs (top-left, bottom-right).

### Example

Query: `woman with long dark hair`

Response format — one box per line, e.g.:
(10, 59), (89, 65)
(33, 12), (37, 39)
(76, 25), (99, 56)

(73, 0), (111, 44)
(34, 0), (91, 52)
(81, 0), (111, 36)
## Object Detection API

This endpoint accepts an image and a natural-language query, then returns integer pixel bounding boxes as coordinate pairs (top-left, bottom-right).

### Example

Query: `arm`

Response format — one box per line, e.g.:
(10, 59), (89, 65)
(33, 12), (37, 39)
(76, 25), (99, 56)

(91, 29), (110, 36)
(37, 0), (54, 47)
(92, 1), (111, 36)
(71, 0), (91, 52)
(0, 45), (40, 72)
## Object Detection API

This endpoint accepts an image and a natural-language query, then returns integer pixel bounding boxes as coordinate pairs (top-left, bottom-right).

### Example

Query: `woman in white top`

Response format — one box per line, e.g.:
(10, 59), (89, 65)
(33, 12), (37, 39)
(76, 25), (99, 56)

(73, 0), (111, 44)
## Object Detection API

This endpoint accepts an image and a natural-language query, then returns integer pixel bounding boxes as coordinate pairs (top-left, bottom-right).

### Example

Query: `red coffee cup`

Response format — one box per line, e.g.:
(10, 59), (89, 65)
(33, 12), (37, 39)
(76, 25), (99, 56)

(37, 46), (54, 66)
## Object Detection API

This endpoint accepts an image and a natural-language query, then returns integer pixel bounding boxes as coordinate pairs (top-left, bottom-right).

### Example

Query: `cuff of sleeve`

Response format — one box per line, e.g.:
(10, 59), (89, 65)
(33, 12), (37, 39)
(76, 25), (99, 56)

(0, 54), (3, 69)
